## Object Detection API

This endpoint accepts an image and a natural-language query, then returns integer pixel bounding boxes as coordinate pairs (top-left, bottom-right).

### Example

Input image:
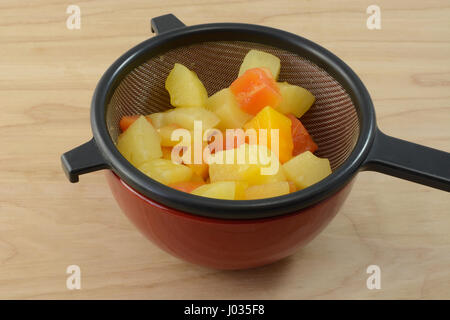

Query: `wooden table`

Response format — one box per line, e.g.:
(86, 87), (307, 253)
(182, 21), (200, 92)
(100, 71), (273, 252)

(1, 0), (449, 299)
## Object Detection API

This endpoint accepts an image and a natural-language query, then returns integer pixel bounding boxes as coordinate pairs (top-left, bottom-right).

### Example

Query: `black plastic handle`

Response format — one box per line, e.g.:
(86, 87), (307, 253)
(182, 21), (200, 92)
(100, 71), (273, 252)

(61, 138), (109, 183)
(363, 129), (450, 192)
(151, 14), (186, 35)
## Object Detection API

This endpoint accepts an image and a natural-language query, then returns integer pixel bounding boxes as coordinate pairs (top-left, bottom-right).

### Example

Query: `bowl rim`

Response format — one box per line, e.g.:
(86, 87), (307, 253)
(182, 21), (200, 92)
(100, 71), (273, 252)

(91, 22), (377, 220)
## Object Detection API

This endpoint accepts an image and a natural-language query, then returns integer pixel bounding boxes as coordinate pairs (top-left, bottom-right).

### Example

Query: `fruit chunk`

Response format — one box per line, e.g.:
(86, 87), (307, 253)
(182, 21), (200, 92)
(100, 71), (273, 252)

(165, 107), (220, 130)
(138, 158), (193, 185)
(169, 181), (205, 193)
(287, 114), (318, 156)
(239, 50), (281, 80)
(119, 115), (153, 132)
(186, 163), (209, 180)
(243, 106), (293, 163)
(117, 116), (162, 166)
(206, 88), (252, 130)
(158, 124), (182, 147)
(277, 82), (315, 118)
(287, 181), (297, 193)
(244, 181), (290, 200)
(191, 181), (237, 200)
(209, 144), (286, 185)
(161, 146), (173, 160)
(165, 63), (208, 108)
(282, 151), (331, 189)
(148, 112), (170, 129)
(230, 68), (282, 115)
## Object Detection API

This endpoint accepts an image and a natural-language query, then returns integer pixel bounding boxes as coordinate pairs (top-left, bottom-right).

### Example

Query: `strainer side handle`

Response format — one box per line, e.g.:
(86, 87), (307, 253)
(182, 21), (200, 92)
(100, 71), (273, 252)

(61, 138), (109, 183)
(362, 128), (450, 192)
(151, 14), (186, 35)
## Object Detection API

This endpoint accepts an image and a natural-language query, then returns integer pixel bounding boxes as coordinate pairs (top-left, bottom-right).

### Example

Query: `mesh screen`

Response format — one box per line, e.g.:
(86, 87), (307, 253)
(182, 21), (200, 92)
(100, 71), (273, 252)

(106, 41), (359, 170)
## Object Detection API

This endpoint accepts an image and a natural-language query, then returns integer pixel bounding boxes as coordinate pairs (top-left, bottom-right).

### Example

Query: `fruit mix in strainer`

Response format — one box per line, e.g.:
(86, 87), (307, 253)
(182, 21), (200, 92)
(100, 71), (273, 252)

(116, 50), (331, 200)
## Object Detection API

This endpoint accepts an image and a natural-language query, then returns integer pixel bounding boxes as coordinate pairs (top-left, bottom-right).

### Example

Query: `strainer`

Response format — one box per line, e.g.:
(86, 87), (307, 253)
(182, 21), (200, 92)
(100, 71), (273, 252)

(60, 15), (449, 269)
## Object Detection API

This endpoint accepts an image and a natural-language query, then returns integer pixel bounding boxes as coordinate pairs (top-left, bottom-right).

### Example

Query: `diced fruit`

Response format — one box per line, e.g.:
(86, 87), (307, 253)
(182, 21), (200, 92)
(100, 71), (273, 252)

(161, 146), (173, 160)
(277, 82), (315, 118)
(191, 181), (237, 200)
(244, 181), (290, 200)
(287, 181), (297, 193)
(235, 181), (248, 200)
(169, 181), (205, 193)
(138, 158), (193, 185)
(165, 63), (208, 108)
(239, 50), (281, 80)
(148, 112), (170, 129)
(243, 106), (293, 163)
(165, 107), (220, 130)
(158, 124), (183, 147)
(206, 88), (252, 130)
(287, 114), (318, 156)
(191, 173), (205, 183)
(282, 151), (331, 189)
(230, 68), (282, 115)
(119, 115), (153, 132)
(117, 116), (162, 166)
(186, 163), (209, 180)
(209, 144), (286, 185)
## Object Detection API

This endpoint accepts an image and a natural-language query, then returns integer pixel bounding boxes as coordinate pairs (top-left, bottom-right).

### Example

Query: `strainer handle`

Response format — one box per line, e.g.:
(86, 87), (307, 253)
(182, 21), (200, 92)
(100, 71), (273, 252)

(363, 129), (450, 192)
(151, 14), (185, 35)
(61, 138), (109, 183)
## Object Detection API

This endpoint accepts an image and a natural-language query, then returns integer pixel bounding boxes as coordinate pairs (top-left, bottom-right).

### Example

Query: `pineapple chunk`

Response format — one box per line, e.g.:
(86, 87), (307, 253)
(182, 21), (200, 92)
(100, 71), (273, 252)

(244, 181), (290, 200)
(158, 124), (182, 147)
(282, 151), (331, 189)
(165, 107), (220, 130)
(277, 82), (315, 118)
(191, 181), (237, 200)
(238, 49), (281, 80)
(209, 144), (286, 185)
(165, 63), (208, 108)
(138, 158), (193, 185)
(205, 88), (252, 130)
(147, 112), (171, 129)
(117, 116), (162, 167)
(186, 163), (209, 180)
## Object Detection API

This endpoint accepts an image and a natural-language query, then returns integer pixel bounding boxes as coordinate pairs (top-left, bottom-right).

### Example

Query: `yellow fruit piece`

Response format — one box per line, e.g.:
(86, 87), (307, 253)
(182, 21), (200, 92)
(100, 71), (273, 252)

(187, 163), (209, 180)
(147, 111), (169, 129)
(190, 173), (205, 183)
(243, 106), (293, 163)
(161, 146), (173, 160)
(244, 181), (290, 200)
(277, 82), (315, 118)
(138, 158), (193, 185)
(165, 107), (220, 131)
(205, 88), (252, 130)
(235, 181), (249, 200)
(158, 124), (182, 147)
(209, 144), (286, 186)
(165, 63), (208, 108)
(117, 115), (162, 167)
(191, 181), (237, 200)
(238, 49), (281, 80)
(282, 151), (332, 190)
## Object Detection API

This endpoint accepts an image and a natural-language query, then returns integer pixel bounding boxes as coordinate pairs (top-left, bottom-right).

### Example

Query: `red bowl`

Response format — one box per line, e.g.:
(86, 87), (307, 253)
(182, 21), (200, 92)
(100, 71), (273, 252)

(106, 170), (354, 270)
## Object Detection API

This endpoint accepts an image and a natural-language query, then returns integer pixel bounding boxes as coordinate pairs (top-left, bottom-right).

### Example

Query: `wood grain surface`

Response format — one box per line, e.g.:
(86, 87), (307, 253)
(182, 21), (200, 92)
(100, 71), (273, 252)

(0, 0), (449, 299)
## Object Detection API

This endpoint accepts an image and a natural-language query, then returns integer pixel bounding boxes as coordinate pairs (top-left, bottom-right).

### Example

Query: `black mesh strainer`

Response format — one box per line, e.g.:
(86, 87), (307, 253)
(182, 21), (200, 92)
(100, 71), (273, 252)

(61, 14), (450, 219)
